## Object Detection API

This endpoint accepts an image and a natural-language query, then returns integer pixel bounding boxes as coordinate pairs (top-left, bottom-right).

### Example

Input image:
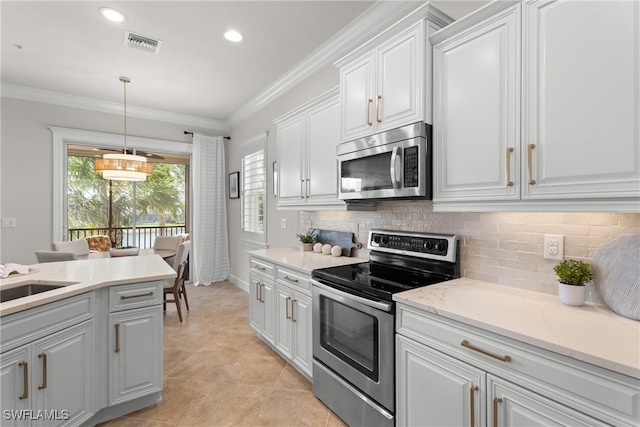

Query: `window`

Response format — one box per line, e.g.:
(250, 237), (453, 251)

(241, 132), (267, 246)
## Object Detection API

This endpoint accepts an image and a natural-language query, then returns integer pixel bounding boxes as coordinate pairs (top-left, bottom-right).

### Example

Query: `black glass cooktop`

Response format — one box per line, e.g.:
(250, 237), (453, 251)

(312, 260), (454, 302)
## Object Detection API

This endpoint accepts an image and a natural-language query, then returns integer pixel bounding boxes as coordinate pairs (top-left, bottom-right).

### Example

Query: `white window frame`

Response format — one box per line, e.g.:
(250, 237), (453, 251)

(241, 132), (268, 248)
(50, 126), (192, 242)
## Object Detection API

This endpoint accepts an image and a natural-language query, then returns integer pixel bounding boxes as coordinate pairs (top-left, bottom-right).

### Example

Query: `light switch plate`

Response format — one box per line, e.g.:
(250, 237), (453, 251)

(1, 217), (16, 228)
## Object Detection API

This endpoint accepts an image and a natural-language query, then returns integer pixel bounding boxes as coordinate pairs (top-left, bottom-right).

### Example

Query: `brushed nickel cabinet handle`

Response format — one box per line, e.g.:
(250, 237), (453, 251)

(493, 396), (503, 427)
(259, 284), (265, 302)
(461, 340), (511, 362)
(470, 384), (478, 427)
(38, 353), (47, 390)
(367, 98), (373, 126)
(527, 143), (536, 185)
(255, 265), (266, 271)
(300, 180), (305, 198)
(506, 147), (514, 187)
(376, 94), (382, 123)
(120, 292), (153, 300)
(19, 361), (28, 400)
(291, 299), (297, 323)
(115, 324), (120, 354)
(284, 275), (298, 283)
(306, 179), (310, 198)
(255, 281), (261, 301)
(285, 297), (291, 319)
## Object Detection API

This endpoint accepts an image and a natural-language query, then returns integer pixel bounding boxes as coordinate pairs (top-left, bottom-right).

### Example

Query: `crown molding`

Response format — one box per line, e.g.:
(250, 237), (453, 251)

(226, 0), (436, 128)
(1, 83), (228, 132)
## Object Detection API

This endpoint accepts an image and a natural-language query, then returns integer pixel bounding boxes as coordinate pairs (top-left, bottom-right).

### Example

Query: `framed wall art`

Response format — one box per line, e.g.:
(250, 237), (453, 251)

(229, 171), (240, 199)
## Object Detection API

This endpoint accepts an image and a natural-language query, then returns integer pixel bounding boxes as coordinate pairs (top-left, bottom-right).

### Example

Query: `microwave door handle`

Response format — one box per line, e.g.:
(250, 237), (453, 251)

(390, 147), (402, 189)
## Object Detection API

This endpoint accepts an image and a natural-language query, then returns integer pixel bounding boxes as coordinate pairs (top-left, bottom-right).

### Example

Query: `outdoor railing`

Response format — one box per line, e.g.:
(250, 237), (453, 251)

(69, 226), (187, 249)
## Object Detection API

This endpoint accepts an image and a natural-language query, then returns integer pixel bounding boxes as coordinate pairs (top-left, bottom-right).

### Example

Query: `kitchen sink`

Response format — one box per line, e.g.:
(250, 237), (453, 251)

(0, 282), (75, 303)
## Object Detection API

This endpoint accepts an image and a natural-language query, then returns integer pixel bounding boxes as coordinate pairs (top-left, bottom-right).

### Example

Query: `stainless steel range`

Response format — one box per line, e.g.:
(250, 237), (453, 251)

(311, 229), (459, 427)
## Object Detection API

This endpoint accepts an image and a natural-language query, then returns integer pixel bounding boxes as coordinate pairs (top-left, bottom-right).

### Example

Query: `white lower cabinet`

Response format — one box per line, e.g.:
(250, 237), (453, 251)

(274, 281), (312, 378)
(107, 281), (163, 406)
(0, 295), (94, 427)
(249, 256), (313, 379)
(396, 303), (639, 427)
(108, 307), (162, 405)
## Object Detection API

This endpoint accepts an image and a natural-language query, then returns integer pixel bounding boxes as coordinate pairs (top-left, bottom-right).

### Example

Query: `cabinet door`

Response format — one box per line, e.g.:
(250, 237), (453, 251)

(290, 290), (312, 378)
(306, 96), (342, 206)
(488, 375), (608, 427)
(433, 5), (521, 202)
(340, 52), (375, 140)
(109, 306), (162, 405)
(274, 285), (293, 359)
(249, 274), (264, 334)
(523, 0), (640, 199)
(261, 280), (275, 346)
(376, 22), (425, 133)
(396, 335), (485, 427)
(33, 321), (94, 427)
(0, 346), (30, 427)
(277, 115), (306, 204)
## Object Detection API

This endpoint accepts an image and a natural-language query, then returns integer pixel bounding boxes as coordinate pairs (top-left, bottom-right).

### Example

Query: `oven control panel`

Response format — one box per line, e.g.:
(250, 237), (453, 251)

(368, 229), (458, 263)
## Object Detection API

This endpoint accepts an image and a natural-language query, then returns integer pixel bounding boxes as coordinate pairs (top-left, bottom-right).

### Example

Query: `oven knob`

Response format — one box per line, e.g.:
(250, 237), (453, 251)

(424, 240), (433, 250)
(373, 235), (381, 244)
(435, 242), (445, 252)
(381, 236), (389, 246)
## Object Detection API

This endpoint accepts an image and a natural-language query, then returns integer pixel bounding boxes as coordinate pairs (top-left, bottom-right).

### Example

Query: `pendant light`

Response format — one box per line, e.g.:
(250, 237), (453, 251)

(94, 76), (153, 181)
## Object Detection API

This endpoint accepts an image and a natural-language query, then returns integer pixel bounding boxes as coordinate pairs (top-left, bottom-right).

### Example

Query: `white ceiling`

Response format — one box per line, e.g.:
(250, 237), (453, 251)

(1, 1), (488, 129)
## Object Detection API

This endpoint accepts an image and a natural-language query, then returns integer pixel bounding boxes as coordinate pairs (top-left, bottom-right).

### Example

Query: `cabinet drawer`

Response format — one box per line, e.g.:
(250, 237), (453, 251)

(1, 293), (94, 352)
(109, 281), (163, 312)
(276, 267), (310, 293)
(397, 304), (640, 426)
(250, 258), (275, 277)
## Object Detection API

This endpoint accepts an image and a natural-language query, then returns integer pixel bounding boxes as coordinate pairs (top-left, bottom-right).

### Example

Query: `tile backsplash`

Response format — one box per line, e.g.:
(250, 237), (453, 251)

(301, 202), (640, 304)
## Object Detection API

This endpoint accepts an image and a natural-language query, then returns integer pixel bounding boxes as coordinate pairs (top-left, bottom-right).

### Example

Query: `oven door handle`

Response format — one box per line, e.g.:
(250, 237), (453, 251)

(311, 279), (393, 313)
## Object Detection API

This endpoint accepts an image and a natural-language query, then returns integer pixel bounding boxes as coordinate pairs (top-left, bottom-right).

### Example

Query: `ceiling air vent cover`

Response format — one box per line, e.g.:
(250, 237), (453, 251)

(124, 31), (163, 54)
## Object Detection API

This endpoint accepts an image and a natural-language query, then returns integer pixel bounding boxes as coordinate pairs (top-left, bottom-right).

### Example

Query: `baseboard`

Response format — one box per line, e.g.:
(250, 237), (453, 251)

(229, 274), (249, 293)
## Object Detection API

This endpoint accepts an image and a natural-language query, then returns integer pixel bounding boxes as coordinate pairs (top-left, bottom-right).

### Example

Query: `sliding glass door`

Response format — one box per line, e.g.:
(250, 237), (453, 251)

(66, 145), (188, 249)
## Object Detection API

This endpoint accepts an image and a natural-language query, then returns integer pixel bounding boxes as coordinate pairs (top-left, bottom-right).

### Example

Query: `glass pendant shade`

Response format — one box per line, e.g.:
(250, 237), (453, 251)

(95, 76), (152, 181)
(95, 153), (153, 181)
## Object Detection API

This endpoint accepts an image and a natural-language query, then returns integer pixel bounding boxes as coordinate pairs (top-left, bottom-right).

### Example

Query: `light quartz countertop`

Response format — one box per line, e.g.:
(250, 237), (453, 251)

(248, 247), (366, 274)
(394, 278), (640, 379)
(0, 255), (176, 317)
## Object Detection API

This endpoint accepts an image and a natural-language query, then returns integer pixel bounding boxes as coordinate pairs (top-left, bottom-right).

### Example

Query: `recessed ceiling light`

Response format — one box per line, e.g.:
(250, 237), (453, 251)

(100, 7), (126, 23)
(224, 30), (243, 42)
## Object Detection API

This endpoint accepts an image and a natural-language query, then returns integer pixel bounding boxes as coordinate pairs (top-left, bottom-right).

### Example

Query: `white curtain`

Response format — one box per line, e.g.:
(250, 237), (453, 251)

(191, 133), (230, 285)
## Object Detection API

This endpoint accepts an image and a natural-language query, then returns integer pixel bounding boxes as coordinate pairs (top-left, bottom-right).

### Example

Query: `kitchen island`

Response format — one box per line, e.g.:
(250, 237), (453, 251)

(0, 256), (175, 426)
(394, 278), (640, 426)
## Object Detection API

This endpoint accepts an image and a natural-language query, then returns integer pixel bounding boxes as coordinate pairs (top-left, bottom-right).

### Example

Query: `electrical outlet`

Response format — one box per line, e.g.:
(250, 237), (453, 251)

(544, 234), (564, 260)
(280, 218), (287, 229)
(1, 217), (16, 228)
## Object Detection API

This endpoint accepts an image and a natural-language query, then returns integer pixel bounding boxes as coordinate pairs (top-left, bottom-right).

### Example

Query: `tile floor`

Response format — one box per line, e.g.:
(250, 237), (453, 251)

(98, 281), (346, 427)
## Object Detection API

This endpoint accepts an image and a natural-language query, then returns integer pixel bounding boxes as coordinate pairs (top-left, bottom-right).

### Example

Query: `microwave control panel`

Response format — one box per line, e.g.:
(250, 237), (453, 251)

(403, 146), (419, 188)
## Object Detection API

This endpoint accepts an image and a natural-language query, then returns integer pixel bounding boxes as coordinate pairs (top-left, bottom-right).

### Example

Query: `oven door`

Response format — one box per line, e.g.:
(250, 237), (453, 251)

(311, 279), (395, 411)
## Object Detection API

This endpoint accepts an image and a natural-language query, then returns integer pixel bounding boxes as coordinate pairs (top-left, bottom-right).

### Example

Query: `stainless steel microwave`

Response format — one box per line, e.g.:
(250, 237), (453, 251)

(337, 122), (432, 201)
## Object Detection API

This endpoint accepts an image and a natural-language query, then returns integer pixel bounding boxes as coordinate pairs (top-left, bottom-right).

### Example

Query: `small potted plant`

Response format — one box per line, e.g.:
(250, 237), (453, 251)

(296, 229), (318, 251)
(553, 259), (593, 306)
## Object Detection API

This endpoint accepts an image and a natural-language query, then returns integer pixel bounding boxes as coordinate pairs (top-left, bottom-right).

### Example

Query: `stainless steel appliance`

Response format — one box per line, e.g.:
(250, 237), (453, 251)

(337, 122), (432, 202)
(311, 229), (459, 427)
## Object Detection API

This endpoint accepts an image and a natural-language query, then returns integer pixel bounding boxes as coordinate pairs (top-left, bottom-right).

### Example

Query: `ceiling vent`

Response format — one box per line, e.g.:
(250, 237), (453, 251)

(124, 31), (162, 54)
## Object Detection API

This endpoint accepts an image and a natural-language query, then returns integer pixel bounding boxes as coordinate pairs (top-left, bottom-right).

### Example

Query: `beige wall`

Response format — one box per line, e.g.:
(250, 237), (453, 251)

(0, 97), (210, 264)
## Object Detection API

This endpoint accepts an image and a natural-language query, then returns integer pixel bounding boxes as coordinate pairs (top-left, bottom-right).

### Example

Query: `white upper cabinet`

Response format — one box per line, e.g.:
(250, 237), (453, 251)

(434, 4), (521, 201)
(337, 5), (452, 142)
(275, 88), (345, 210)
(432, 0), (640, 212)
(522, 0), (640, 200)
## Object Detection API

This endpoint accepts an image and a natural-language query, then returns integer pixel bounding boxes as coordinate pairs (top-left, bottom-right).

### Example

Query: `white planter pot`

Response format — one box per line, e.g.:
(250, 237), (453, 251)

(558, 282), (586, 306)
